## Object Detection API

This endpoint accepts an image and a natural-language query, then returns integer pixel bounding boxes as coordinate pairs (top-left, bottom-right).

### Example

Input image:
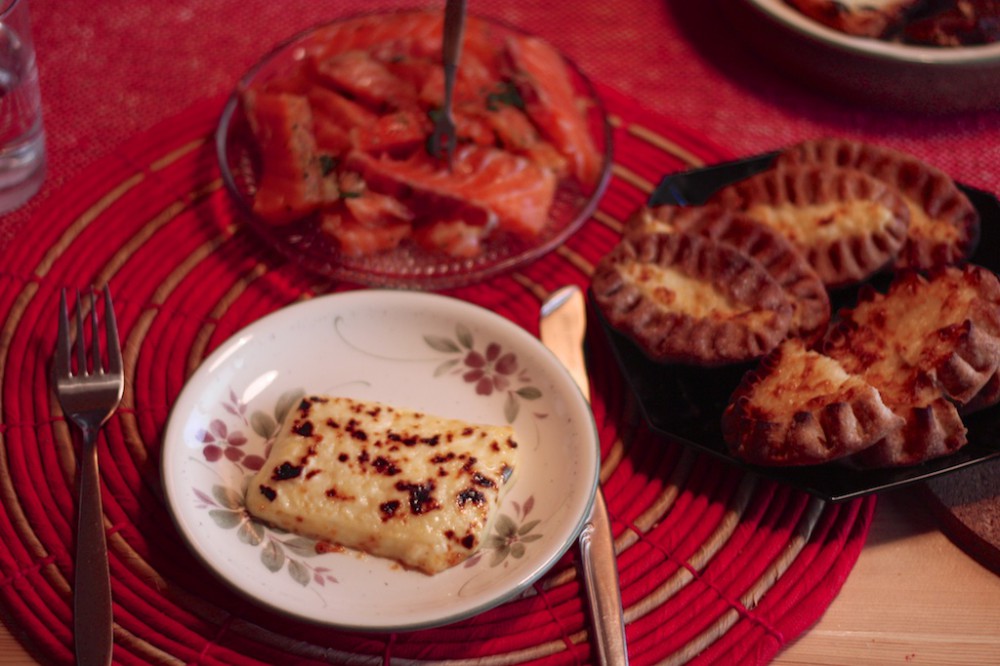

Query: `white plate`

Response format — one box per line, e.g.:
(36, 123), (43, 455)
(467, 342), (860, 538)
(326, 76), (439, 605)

(161, 290), (599, 631)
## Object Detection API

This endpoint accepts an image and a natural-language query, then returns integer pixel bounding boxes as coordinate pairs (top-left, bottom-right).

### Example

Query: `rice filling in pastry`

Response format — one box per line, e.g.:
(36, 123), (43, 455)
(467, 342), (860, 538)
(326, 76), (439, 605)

(823, 266), (1000, 466)
(722, 338), (904, 466)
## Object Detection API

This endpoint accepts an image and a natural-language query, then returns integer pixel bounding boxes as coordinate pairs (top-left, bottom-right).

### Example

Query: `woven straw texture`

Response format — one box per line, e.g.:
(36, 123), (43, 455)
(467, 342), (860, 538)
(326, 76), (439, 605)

(0, 85), (874, 665)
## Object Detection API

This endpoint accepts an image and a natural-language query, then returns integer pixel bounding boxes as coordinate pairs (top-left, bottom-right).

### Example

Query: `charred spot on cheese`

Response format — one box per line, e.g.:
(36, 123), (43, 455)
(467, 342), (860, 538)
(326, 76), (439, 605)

(325, 485), (354, 500)
(372, 456), (401, 476)
(444, 529), (478, 550)
(271, 462), (302, 481)
(292, 420), (314, 437)
(244, 395), (520, 574)
(472, 472), (496, 488)
(458, 487), (486, 506)
(396, 480), (439, 514)
(380, 499), (401, 520)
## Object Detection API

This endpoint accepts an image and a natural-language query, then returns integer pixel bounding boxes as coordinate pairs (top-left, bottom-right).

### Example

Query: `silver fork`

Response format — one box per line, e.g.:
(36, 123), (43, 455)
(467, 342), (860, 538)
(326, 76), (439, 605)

(428, 0), (467, 168)
(54, 285), (123, 666)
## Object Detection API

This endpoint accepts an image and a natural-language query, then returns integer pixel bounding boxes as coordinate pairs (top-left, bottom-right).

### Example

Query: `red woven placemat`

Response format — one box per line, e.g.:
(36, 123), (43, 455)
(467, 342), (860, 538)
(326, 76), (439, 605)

(0, 84), (874, 665)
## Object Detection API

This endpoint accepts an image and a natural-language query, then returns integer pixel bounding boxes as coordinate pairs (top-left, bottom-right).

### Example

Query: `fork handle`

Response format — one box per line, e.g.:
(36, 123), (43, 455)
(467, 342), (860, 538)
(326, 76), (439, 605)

(75, 429), (113, 666)
(442, 0), (467, 68)
(441, 0), (467, 109)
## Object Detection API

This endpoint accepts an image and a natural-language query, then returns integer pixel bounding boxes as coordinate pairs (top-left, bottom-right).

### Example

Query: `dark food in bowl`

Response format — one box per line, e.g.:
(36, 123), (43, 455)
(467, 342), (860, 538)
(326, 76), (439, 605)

(784, 0), (1000, 45)
(904, 0), (1000, 45)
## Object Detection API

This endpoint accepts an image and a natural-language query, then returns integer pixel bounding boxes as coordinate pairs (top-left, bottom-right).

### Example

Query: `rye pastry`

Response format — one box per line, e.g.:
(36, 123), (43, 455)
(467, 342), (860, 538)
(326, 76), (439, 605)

(823, 266), (1000, 466)
(592, 230), (794, 366)
(722, 338), (904, 466)
(828, 265), (1000, 408)
(855, 392), (968, 468)
(777, 138), (980, 271)
(625, 204), (831, 343)
(710, 164), (911, 288)
(825, 313), (968, 467)
(963, 372), (1000, 415)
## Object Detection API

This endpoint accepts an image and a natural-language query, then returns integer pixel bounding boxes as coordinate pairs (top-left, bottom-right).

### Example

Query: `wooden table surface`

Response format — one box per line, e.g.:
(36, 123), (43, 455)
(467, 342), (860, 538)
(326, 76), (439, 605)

(777, 489), (1000, 666)
(0, 487), (996, 665)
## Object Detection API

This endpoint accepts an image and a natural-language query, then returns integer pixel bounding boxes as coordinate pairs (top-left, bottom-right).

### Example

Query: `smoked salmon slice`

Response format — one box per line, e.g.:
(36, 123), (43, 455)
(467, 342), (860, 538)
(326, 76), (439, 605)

(345, 145), (557, 239)
(503, 33), (601, 187)
(243, 91), (332, 224)
(311, 50), (419, 110)
(320, 189), (414, 257)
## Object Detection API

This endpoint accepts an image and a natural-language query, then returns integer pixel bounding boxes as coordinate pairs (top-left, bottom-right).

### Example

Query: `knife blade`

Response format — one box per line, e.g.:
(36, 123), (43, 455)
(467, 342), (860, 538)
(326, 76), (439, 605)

(540, 285), (629, 666)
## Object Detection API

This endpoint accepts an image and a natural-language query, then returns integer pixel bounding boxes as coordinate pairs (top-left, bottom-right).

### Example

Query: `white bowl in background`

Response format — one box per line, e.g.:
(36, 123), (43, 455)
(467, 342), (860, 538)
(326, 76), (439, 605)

(721, 0), (1000, 113)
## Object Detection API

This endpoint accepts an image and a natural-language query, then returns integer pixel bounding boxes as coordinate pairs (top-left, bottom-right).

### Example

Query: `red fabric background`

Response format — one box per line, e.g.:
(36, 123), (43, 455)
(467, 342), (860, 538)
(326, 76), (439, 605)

(2, 0), (997, 241)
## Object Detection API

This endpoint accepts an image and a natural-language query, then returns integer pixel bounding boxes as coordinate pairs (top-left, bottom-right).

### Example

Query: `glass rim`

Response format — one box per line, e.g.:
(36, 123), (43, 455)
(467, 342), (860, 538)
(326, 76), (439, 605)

(0, 0), (28, 21)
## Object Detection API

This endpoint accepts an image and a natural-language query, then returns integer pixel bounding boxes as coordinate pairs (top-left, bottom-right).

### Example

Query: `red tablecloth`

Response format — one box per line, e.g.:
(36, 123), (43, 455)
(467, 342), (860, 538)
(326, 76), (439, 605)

(0, 80), (874, 665)
(0, 1), (995, 664)
(3, 0), (998, 245)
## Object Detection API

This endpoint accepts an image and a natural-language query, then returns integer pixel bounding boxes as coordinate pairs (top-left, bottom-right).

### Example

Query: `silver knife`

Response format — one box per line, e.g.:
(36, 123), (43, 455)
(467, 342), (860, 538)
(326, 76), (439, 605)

(540, 285), (629, 666)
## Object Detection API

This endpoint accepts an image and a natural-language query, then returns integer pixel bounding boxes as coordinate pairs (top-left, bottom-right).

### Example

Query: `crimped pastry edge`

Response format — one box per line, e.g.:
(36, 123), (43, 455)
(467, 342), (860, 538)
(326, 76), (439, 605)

(710, 164), (912, 288)
(722, 339), (904, 466)
(776, 137), (980, 270)
(625, 204), (831, 344)
(592, 230), (794, 366)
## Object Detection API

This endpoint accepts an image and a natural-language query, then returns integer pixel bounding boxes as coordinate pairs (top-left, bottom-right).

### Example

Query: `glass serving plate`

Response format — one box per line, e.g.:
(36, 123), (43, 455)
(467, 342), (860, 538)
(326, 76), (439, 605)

(597, 152), (1000, 503)
(216, 10), (612, 290)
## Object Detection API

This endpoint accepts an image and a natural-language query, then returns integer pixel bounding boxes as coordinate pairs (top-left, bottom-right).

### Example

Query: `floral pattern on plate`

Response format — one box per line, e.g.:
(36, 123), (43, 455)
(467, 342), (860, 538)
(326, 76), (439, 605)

(192, 380), (545, 589)
(162, 290), (598, 630)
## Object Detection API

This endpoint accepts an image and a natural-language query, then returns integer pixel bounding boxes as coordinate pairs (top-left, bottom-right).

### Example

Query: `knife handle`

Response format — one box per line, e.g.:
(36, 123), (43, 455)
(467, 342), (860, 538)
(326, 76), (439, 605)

(580, 491), (629, 666)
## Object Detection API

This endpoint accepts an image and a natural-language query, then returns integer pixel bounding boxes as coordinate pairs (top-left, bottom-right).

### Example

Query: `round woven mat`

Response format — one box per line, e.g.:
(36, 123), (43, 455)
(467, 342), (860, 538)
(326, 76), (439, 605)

(0, 85), (874, 665)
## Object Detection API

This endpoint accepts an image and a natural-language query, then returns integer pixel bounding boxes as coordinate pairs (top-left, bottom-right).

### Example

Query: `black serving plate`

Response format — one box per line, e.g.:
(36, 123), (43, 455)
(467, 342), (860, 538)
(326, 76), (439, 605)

(598, 153), (1000, 503)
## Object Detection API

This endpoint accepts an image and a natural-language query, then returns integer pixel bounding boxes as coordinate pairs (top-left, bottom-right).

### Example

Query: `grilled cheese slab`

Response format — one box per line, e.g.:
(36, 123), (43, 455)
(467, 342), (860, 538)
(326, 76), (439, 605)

(244, 395), (520, 574)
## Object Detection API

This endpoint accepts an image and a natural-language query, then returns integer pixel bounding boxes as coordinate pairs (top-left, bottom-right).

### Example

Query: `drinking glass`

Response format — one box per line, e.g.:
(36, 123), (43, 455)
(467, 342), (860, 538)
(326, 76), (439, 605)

(0, 0), (44, 214)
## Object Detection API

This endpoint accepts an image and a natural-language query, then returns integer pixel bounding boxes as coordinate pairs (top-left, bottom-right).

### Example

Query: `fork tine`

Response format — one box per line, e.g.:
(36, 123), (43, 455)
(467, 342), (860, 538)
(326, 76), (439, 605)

(74, 290), (87, 376)
(55, 289), (71, 377)
(90, 289), (103, 375)
(102, 285), (122, 376)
